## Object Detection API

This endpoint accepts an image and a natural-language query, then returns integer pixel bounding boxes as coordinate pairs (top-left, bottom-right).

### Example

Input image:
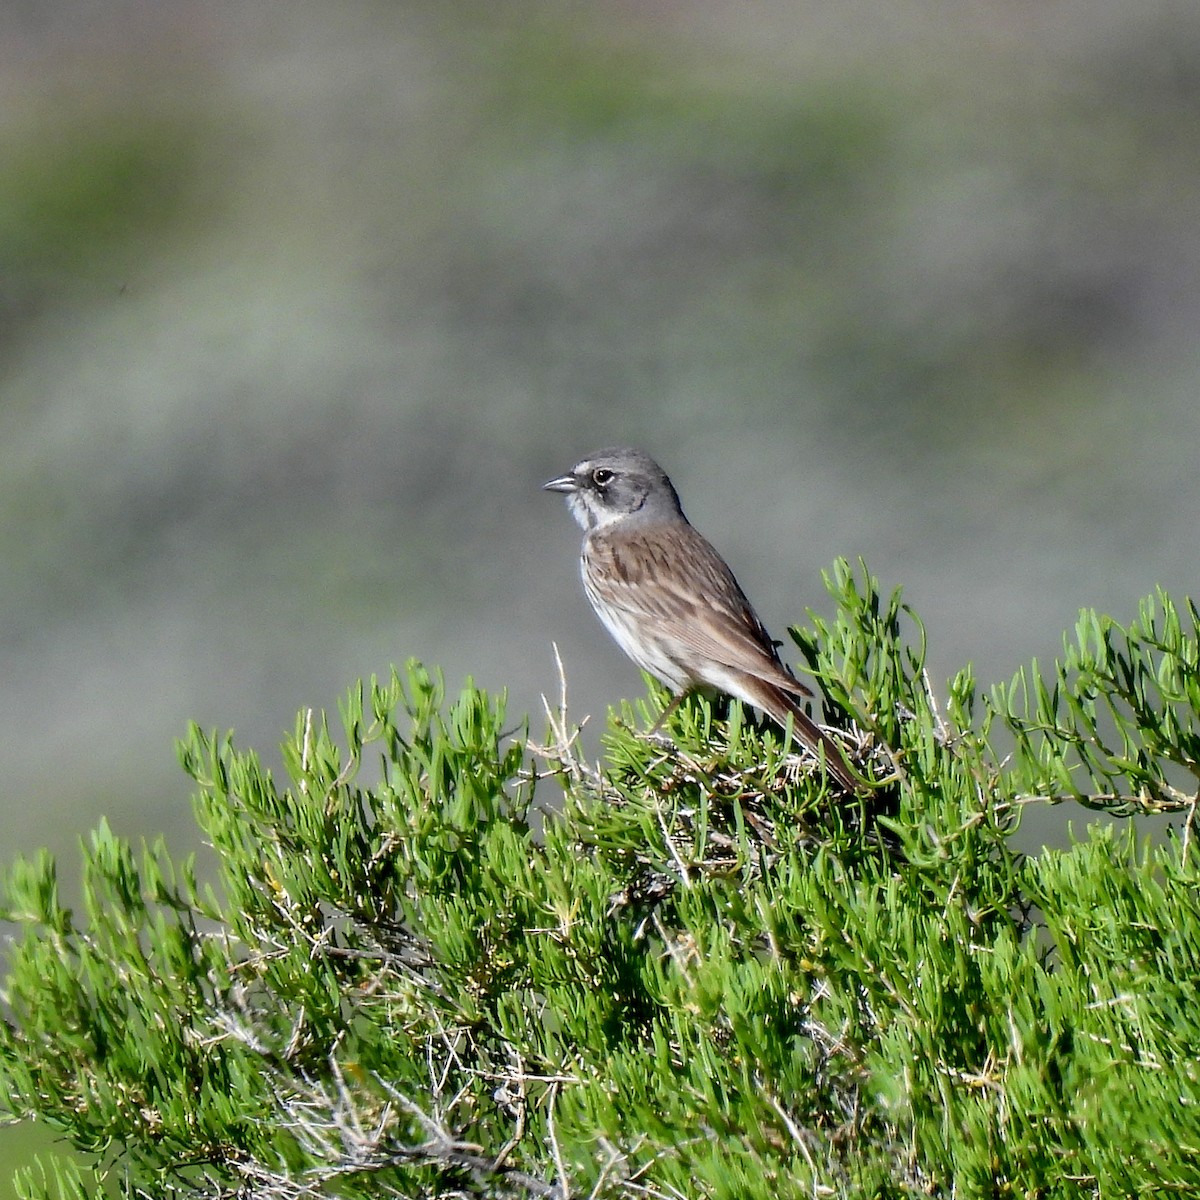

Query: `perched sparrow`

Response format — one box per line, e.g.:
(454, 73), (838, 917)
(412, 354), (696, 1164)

(543, 447), (857, 793)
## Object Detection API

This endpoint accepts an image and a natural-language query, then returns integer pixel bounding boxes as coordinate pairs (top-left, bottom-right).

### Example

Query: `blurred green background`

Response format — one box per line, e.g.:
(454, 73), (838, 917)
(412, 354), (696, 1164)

(2, 0), (1199, 1187)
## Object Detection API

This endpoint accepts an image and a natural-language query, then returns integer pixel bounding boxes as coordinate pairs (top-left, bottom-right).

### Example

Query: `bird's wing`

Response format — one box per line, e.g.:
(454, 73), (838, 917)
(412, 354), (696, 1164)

(585, 523), (811, 697)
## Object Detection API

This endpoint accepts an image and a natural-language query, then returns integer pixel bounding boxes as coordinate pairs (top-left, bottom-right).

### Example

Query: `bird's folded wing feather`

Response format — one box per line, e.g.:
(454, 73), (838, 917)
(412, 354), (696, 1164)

(586, 524), (812, 697)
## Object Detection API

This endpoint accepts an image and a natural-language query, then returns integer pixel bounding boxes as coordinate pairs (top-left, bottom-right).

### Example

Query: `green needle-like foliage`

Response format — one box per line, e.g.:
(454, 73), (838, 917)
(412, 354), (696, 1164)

(2, 562), (1199, 1198)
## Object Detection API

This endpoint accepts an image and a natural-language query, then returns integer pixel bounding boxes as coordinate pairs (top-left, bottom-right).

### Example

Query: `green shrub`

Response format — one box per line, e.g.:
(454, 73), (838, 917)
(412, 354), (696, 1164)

(2, 562), (1197, 1198)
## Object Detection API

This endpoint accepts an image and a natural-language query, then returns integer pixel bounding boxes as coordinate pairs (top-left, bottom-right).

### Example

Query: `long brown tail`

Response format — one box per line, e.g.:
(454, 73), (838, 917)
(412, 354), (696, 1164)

(746, 679), (861, 795)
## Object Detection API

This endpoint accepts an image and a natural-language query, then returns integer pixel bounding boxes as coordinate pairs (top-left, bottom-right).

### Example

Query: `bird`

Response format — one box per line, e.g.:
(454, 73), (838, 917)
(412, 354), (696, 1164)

(543, 447), (858, 793)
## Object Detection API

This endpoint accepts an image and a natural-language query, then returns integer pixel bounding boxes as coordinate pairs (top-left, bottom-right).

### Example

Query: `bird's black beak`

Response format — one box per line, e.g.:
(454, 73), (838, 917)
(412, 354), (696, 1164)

(542, 473), (578, 494)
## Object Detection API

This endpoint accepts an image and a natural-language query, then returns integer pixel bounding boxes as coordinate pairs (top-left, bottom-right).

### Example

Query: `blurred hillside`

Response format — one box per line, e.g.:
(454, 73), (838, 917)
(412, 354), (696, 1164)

(2, 0), (1198, 919)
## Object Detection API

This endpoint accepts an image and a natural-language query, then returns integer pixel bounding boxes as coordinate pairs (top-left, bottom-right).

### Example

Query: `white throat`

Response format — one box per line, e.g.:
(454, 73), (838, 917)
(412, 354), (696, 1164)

(567, 491), (626, 531)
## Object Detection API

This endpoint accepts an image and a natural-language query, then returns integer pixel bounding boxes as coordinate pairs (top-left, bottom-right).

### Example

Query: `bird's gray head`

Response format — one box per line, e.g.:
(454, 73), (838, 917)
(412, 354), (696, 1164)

(543, 447), (685, 531)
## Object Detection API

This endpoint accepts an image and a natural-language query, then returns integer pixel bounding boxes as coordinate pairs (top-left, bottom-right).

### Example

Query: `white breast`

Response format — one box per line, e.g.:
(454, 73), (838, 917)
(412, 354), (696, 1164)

(580, 557), (694, 694)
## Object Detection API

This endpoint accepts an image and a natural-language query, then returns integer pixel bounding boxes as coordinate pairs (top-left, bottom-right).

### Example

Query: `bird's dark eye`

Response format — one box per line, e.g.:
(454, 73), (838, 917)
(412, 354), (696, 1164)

(592, 468), (615, 488)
